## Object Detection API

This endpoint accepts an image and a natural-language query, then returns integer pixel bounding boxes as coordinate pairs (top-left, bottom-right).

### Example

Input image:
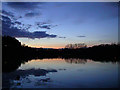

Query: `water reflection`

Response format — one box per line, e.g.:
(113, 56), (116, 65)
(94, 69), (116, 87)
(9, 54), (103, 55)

(3, 58), (118, 88)
(65, 58), (87, 64)
(3, 68), (57, 88)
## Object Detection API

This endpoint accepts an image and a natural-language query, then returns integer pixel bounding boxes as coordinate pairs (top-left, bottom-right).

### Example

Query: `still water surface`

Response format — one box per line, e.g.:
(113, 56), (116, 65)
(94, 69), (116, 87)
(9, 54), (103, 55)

(11, 58), (118, 88)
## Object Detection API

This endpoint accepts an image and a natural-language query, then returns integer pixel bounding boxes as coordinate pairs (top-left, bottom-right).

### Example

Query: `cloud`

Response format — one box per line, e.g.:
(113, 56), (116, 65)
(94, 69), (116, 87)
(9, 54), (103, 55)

(77, 36), (86, 38)
(25, 12), (41, 17)
(2, 16), (14, 27)
(59, 37), (66, 38)
(2, 24), (57, 39)
(14, 21), (21, 25)
(2, 10), (58, 31)
(2, 10), (14, 17)
(39, 25), (51, 29)
(35, 22), (57, 30)
(2, 14), (57, 39)
(6, 2), (44, 10)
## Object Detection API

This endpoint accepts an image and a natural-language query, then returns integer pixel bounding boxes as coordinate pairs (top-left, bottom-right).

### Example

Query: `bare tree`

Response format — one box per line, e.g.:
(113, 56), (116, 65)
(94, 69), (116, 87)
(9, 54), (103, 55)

(65, 43), (87, 49)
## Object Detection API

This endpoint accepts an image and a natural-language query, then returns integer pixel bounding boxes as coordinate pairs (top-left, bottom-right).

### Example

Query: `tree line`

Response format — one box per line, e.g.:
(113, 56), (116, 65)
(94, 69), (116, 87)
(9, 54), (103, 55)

(2, 36), (119, 72)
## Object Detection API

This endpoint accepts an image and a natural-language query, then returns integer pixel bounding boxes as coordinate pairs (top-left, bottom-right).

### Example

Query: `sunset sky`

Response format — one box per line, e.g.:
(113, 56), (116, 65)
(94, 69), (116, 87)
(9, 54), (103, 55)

(2, 2), (118, 48)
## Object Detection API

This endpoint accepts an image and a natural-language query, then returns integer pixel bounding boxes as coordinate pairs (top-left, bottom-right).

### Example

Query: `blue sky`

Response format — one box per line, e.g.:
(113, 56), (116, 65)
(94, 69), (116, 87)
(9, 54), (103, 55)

(2, 2), (118, 48)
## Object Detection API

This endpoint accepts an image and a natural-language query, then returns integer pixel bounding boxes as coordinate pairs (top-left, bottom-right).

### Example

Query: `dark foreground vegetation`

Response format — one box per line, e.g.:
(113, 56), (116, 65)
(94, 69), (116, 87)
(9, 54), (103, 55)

(2, 36), (120, 72)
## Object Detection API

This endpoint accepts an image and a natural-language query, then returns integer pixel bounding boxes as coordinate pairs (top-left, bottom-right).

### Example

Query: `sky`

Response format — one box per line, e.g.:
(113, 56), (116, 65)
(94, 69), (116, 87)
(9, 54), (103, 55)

(2, 2), (118, 48)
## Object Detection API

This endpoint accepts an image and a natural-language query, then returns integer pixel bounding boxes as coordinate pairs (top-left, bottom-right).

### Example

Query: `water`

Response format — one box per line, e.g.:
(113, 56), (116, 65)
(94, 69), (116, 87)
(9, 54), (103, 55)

(4, 58), (118, 88)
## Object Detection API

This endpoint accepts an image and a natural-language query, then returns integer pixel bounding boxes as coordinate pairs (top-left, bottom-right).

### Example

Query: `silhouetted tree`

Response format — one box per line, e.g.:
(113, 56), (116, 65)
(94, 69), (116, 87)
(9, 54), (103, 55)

(65, 43), (87, 49)
(2, 35), (119, 72)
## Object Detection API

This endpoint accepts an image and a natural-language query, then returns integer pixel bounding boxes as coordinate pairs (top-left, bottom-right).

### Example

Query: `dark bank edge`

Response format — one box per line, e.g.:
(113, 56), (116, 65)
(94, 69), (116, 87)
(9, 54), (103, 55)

(0, 1), (2, 90)
(118, 1), (120, 89)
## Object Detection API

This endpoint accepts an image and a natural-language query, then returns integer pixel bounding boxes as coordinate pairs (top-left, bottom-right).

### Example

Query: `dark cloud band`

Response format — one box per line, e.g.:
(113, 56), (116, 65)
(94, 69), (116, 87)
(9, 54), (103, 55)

(2, 11), (57, 39)
(2, 24), (57, 39)
(6, 2), (44, 10)
(77, 36), (86, 38)
(25, 12), (41, 17)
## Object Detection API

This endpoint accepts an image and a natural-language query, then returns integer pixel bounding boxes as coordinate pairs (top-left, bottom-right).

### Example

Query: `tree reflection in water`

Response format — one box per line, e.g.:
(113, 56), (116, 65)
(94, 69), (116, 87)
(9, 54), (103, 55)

(65, 58), (87, 64)
(2, 36), (119, 88)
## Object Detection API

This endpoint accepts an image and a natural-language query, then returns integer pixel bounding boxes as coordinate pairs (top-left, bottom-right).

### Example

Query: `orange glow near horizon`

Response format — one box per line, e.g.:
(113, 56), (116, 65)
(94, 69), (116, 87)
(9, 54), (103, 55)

(30, 58), (64, 62)
(27, 44), (94, 49)
(28, 45), (65, 49)
(17, 38), (115, 49)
